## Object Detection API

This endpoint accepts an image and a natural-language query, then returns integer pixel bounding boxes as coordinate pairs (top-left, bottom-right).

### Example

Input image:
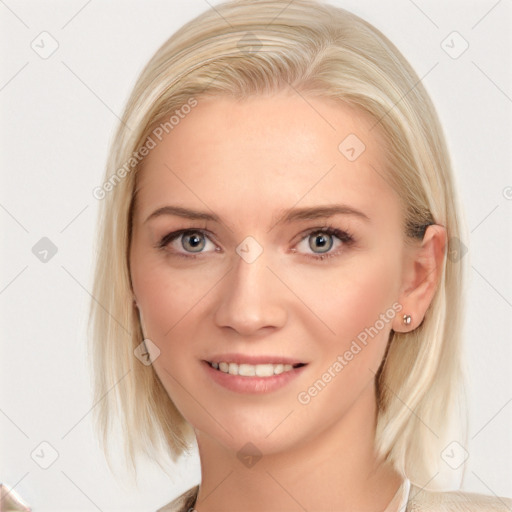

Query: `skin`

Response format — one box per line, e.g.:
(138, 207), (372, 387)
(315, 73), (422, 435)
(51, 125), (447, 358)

(129, 92), (446, 512)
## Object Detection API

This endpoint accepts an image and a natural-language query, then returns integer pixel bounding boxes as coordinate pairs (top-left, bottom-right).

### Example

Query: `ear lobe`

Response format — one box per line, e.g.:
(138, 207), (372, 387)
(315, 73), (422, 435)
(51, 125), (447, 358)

(394, 224), (447, 332)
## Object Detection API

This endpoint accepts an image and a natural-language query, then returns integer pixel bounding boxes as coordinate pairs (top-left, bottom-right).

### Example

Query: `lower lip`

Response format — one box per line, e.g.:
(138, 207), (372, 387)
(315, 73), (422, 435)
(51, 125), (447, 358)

(202, 360), (307, 394)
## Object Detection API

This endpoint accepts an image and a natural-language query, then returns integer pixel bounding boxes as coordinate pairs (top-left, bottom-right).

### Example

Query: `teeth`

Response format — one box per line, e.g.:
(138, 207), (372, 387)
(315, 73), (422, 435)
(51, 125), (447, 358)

(210, 361), (295, 377)
(273, 363), (284, 375)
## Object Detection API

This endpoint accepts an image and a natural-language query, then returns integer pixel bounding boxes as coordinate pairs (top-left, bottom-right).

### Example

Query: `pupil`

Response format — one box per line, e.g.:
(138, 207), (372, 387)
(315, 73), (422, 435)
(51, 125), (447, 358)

(310, 233), (332, 253)
(184, 232), (204, 251)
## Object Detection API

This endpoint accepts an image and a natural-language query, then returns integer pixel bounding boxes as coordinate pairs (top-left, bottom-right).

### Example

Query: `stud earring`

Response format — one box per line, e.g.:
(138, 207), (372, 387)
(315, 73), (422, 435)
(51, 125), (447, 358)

(402, 314), (412, 326)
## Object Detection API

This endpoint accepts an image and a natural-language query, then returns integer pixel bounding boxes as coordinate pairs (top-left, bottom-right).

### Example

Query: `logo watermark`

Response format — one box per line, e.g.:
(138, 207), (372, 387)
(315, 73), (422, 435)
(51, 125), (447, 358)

(93, 97), (198, 200)
(297, 302), (403, 405)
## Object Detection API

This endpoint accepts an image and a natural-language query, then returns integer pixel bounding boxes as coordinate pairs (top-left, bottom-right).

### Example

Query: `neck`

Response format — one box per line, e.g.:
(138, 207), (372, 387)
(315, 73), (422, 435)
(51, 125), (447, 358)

(193, 382), (404, 512)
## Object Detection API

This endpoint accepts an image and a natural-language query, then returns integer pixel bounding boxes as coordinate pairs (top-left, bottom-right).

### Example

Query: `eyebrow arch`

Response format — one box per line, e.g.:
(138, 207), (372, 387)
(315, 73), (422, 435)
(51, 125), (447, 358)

(144, 206), (221, 224)
(275, 205), (370, 224)
(144, 204), (370, 226)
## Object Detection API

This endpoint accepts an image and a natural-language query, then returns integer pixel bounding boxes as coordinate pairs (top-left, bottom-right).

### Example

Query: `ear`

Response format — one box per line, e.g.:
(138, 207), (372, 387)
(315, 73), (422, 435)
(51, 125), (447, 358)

(393, 224), (447, 333)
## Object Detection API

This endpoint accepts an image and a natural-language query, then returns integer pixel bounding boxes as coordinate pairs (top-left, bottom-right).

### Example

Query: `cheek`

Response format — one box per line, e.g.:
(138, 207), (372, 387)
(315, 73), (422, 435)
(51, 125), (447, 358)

(131, 260), (210, 420)
(290, 257), (400, 422)
(299, 252), (400, 372)
(339, 265), (394, 335)
(131, 251), (216, 339)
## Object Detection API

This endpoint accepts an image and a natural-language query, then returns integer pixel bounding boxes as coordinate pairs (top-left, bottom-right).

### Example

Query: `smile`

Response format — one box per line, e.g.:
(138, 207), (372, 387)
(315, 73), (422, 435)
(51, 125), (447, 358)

(203, 359), (308, 394)
(207, 361), (306, 377)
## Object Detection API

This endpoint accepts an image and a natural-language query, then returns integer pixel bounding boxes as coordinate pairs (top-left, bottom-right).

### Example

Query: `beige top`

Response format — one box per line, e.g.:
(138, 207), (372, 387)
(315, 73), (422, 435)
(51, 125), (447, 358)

(156, 478), (512, 511)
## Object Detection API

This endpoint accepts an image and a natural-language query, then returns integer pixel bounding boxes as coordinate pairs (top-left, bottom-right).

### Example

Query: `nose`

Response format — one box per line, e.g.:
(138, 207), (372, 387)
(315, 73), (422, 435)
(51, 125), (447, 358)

(214, 248), (287, 337)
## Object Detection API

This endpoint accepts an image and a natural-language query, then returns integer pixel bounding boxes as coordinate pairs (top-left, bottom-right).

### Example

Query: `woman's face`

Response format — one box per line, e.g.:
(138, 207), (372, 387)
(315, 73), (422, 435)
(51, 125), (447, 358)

(130, 92), (413, 456)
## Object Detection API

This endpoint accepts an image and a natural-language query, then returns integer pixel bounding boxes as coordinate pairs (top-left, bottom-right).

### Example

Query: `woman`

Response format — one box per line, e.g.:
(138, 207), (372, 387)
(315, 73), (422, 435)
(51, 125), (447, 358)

(88, 1), (511, 510)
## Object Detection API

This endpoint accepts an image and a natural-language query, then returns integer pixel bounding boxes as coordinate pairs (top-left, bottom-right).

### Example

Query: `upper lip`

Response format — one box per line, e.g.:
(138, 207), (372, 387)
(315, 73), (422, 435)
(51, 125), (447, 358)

(204, 353), (307, 366)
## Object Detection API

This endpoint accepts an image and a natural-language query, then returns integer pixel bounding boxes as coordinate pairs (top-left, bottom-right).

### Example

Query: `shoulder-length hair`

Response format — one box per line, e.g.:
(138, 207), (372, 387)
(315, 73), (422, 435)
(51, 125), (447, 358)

(88, 0), (469, 487)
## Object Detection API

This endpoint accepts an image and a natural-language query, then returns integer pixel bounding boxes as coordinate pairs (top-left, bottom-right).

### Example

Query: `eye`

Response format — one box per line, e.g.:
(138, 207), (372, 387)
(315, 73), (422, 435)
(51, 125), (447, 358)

(156, 229), (217, 258)
(294, 226), (355, 261)
(306, 231), (334, 253)
(156, 225), (355, 262)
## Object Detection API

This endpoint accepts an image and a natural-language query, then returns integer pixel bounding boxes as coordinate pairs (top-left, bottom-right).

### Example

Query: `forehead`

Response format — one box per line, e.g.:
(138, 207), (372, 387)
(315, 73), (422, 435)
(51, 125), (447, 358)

(134, 93), (399, 227)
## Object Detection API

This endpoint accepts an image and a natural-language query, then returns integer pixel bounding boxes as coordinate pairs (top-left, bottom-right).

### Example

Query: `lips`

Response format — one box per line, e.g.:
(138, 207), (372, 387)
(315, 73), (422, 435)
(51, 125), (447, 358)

(202, 358), (308, 393)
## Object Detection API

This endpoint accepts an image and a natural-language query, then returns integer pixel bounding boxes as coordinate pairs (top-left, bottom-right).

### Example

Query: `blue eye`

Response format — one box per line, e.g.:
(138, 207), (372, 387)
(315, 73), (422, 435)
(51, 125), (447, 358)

(308, 231), (334, 253)
(156, 225), (355, 261)
(179, 231), (206, 252)
(296, 226), (355, 261)
(157, 230), (217, 256)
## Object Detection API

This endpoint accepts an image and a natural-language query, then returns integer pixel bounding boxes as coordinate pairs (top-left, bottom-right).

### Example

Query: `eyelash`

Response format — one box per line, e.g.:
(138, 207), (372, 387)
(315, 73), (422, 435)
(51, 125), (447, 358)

(155, 224), (355, 263)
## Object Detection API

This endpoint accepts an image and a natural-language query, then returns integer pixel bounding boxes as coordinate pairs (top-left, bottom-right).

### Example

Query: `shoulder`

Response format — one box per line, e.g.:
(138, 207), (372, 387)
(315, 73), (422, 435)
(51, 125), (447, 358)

(408, 482), (512, 511)
(156, 484), (199, 512)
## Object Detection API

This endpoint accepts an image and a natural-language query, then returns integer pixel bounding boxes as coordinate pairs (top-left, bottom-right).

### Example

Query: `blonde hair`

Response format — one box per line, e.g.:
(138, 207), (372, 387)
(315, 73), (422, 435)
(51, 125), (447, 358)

(88, 0), (470, 487)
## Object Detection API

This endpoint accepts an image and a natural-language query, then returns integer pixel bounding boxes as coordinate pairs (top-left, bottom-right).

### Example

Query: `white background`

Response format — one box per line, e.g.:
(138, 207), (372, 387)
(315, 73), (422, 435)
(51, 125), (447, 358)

(1, 0), (511, 510)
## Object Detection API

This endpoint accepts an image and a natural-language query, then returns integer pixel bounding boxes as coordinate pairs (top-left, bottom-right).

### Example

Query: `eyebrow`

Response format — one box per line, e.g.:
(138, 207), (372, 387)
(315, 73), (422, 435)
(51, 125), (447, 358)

(144, 204), (370, 226)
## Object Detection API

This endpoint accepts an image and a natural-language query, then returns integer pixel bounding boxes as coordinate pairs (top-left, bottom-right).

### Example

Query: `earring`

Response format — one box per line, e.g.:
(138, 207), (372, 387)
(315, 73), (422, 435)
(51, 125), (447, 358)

(402, 314), (412, 326)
